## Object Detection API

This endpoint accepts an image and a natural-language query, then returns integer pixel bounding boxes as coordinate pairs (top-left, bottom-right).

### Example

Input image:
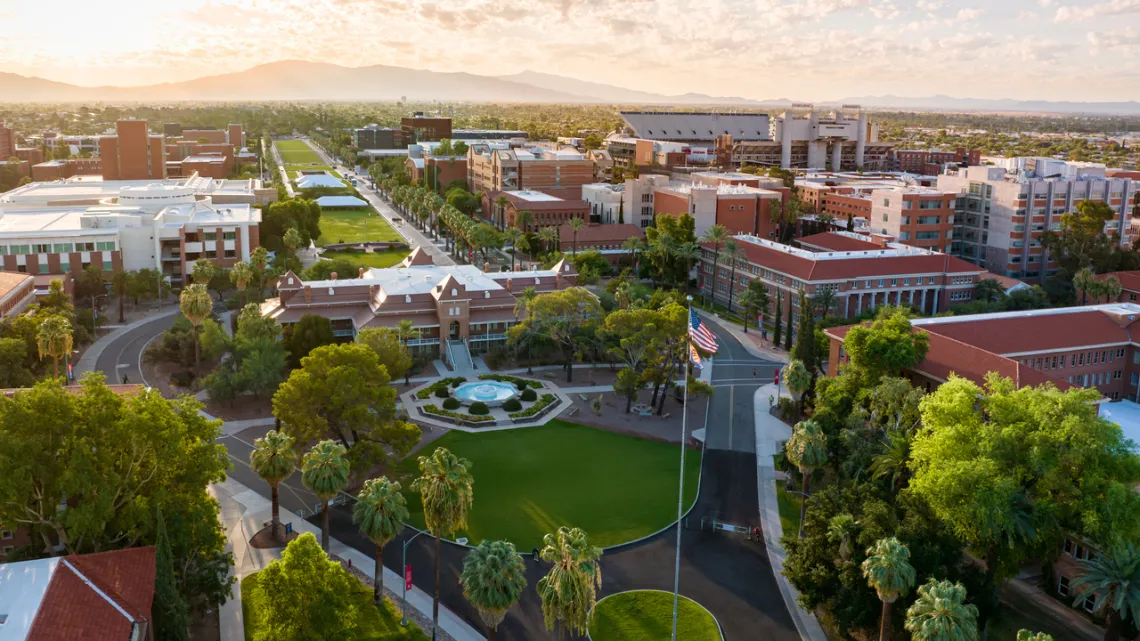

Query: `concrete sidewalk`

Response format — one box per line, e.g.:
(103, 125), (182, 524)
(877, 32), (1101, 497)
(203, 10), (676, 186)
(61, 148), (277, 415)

(753, 382), (828, 641)
(73, 308), (181, 378)
(212, 474), (485, 641)
(696, 310), (789, 364)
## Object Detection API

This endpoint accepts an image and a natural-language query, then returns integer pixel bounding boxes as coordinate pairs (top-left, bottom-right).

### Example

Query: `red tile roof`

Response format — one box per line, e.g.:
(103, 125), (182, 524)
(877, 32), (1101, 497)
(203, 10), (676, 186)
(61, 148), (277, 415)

(913, 308), (1137, 355)
(27, 547), (155, 641)
(559, 223), (644, 245)
(1102, 270), (1140, 293)
(797, 232), (881, 252)
(720, 238), (983, 282)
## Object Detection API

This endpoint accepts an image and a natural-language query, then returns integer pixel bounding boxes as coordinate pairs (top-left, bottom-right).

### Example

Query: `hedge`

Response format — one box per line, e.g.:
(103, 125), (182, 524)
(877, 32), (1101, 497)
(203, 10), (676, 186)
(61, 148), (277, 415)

(416, 377), (467, 400)
(502, 398), (522, 412)
(422, 404), (493, 423)
(509, 394), (557, 419)
(478, 374), (543, 389)
(435, 387), (450, 399)
(520, 388), (538, 402)
(442, 397), (461, 410)
(469, 401), (490, 415)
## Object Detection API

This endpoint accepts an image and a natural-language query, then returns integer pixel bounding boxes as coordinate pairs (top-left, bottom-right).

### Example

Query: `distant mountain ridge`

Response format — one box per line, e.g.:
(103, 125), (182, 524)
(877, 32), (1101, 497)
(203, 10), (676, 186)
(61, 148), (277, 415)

(0, 61), (1137, 114)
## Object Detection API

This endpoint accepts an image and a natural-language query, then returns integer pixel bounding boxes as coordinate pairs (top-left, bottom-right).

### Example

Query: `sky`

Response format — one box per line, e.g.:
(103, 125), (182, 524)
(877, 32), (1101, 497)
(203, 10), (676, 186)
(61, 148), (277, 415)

(0, 0), (1138, 102)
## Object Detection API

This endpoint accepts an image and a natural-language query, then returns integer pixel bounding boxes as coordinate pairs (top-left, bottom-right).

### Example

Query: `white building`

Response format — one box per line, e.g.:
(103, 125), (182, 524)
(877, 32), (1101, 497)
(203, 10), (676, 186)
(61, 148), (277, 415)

(582, 183), (625, 224)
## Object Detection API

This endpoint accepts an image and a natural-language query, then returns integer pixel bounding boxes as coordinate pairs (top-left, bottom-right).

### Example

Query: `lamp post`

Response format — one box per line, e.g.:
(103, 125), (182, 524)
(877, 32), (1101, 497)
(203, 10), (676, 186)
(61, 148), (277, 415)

(400, 530), (427, 627)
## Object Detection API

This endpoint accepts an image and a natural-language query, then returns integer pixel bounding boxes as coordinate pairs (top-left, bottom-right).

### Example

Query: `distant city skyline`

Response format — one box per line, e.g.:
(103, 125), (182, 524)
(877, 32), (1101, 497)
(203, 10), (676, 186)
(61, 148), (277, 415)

(0, 0), (1138, 102)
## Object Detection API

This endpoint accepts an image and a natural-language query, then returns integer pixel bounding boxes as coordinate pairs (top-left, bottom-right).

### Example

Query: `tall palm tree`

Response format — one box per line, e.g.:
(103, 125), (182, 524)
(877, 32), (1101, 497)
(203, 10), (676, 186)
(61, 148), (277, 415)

(721, 239), (743, 313)
(411, 447), (474, 640)
(905, 579), (979, 641)
(538, 227), (559, 255)
(973, 278), (1005, 304)
(1074, 267), (1098, 305)
(871, 429), (912, 493)
(672, 242), (701, 286)
(1071, 543), (1140, 641)
(503, 227), (522, 271)
(179, 284), (213, 376)
(815, 287), (838, 317)
(783, 359), (812, 413)
(230, 261), (253, 307)
(784, 418), (828, 537)
(622, 236), (644, 271)
(353, 477), (409, 605)
(111, 269), (130, 323)
(36, 315), (72, 380)
(566, 217), (585, 255)
(460, 540), (528, 641)
(301, 440), (350, 551)
(496, 195), (510, 230)
(536, 526), (602, 638)
(514, 286), (537, 320)
(515, 210), (533, 233)
(249, 430), (297, 542)
(827, 513), (858, 562)
(862, 537), (918, 641)
(192, 257), (216, 286)
(698, 224), (729, 304)
(250, 246), (269, 299)
(394, 319), (423, 384)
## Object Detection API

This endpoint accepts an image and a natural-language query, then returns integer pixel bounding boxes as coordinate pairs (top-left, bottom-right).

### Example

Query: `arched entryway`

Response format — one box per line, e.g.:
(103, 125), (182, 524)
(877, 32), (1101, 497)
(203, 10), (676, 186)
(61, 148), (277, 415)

(449, 320), (461, 340)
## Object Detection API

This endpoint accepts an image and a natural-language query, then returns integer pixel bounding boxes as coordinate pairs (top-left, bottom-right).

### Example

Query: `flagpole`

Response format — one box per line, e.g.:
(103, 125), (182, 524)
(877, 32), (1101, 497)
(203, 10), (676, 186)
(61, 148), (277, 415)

(672, 296), (693, 641)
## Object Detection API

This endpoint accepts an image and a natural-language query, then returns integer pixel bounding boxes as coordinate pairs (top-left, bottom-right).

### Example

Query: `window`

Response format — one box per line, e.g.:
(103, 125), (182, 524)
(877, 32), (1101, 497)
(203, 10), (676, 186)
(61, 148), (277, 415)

(204, 232), (217, 242)
(1060, 355), (1065, 368)
(60, 262), (68, 273)
(917, 215), (941, 224)
(1058, 575), (1070, 597)
(205, 250), (217, 259)
(77, 242), (94, 252)
(102, 261), (112, 271)
(53, 243), (72, 253)
(1, 529), (11, 541)
(1079, 353), (1085, 366)
(32, 243), (49, 254)
(916, 231), (941, 240)
(96, 241), (115, 251)
(1118, 349), (1126, 358)
(224, 250), (236, 258)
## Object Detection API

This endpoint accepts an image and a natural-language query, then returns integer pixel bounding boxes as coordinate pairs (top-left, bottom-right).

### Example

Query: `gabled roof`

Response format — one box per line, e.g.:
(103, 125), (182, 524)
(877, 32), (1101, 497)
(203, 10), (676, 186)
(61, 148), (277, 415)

(400, 247), (435, 267)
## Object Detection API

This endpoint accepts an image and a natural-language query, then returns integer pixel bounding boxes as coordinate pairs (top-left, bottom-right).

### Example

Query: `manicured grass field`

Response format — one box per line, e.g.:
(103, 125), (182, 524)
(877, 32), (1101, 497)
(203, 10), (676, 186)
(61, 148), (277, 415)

(776, 484), (802, 537)
(287, 167), (342, 178)
(274, 139), (322, 164)
(317, 208), (403, 246)
(322, 249), (410, 269)
(393, 420), (702, 549)
(588, 590), (721, 641)
(241, 570), (429, 641)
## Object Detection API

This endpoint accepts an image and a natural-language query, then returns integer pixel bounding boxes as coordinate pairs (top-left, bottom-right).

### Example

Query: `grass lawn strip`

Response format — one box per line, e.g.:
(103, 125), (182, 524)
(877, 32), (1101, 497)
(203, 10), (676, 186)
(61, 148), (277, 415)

(274, 140), (322, 165)
(589, 590), (721, 641)
(323, 249), (410, 269)
(394, 420), (701, 549)
(776, 484), (802, 536)
(317, 208), (403, 246)
(241, 569), (429, 641)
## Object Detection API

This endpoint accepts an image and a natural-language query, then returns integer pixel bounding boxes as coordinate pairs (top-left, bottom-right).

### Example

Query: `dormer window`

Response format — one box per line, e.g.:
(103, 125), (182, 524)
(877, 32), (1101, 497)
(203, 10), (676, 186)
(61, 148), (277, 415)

(484, 291), (490, 298)
(329, 288), (335, 295)
(287, 277), (294, 285)
(535, 278), (541, 284)
(451, 288), (458, 296)
(405, 295), (411, 303)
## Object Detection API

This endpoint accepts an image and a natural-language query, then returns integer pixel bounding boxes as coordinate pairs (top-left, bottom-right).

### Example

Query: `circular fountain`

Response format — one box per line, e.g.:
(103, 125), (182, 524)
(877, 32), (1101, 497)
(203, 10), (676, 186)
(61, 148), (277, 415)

(453, 381), (518, 407)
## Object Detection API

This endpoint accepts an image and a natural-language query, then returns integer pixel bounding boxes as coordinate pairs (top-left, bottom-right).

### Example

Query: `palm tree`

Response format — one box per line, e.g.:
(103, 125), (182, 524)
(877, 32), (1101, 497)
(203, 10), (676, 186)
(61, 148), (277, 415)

(1074, 267), (1097, 305)
(827, 513), (858, 562)
(698, 224), (729, 304)
(496, 195), (510, 230)
(622, 236), (644, 271)
(1096, 275), (1123, 304)
(515, 234), (532, 266)
(36, 315), (73, 380)
(784, 418), (828, 537)
(460, 540), (528, 641)
(1071, 543), (1140, 641)
(871, 429), (912, 493)
(721, 239), (743, 313)
(111, 269), (130, 323)
(504, 227), (522, 271)
(179, 284), (213, 376)
(395, 319), (423, 385)
(250, 246), (269, 299)
(783, 359), (812, 413)
(905, 579), (979, 641)
(230, 261), (253, 306)
(301, 440), (350, 551)
(514, 286), (537, 320)
(736, 287), (763, 333)
(411, 447), (474, 639)
(283, 228), (303, 261)
(862, 537), (917, 641)
(353, 477), (409, 605)
(973, 278), (1005, 303)
(249, 430), (297, 542)
(515, 209), (533, 233)
(536, 526), (602, 638)
(566, 217), (585, 255)
(814, 288), (838, 317)
(539, 227), (559, 255)
(672, 242), (701, 286)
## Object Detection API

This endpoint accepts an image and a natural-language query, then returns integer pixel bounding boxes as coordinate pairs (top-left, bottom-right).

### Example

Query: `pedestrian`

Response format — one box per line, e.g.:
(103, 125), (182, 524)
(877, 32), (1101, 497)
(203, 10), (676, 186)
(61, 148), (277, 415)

(532, 546), (539, 561)
(752, 368), (757, 377)
(122, 374), (129, 385)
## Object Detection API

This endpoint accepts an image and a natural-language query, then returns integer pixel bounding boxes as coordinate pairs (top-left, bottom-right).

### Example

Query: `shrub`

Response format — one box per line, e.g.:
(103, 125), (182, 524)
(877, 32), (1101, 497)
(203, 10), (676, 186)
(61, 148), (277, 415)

(435, 387), (450, 399)
(478, 373), (543, 389)
(415, 377), (466, 399)
(170, 370), (196, 388)
(468, 401), (490, 415)
(520, 387), (537, 402)
(422, 404), (493, 423)
(442, 397), (461, 410)
(515, 381), (528, 391)
(450, 379), (462, 388)
(502, 398), (522, 412)
(509, 394), (557, 419)
(777, 396), (796, 421)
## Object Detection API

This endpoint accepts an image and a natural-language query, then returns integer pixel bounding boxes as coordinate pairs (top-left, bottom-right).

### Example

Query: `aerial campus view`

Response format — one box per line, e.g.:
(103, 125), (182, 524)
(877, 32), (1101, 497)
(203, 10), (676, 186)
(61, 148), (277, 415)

(2, 3), (1140, 641)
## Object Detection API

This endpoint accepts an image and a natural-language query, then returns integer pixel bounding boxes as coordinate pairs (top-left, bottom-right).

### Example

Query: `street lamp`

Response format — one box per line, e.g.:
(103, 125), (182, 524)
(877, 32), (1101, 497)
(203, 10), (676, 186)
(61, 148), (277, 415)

(400, 530), (427, 627)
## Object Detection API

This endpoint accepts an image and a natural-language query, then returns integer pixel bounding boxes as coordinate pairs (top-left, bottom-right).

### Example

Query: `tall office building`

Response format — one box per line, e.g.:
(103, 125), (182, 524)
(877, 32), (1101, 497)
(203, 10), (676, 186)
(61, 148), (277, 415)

(100, 120), (165, 181)
(0, 124), (14, 160)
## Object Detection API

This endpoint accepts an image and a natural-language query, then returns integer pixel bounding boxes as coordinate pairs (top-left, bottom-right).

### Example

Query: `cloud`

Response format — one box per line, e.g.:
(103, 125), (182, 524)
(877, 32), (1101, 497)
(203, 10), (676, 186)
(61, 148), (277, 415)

(870, 2), (901, 19)
(955, 7), (983, 21)
(917, 0), (944, 10)
(1054, 0), (1140, 21)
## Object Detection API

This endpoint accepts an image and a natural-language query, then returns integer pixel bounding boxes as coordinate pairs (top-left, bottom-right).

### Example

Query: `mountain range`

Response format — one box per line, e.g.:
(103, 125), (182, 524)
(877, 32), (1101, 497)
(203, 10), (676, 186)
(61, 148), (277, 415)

(1, 61), (1139, 115)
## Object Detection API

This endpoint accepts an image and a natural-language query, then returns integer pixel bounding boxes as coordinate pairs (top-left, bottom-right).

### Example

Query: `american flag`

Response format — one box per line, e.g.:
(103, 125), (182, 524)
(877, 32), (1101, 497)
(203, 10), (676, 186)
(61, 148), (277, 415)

(689, 309), (719, 354)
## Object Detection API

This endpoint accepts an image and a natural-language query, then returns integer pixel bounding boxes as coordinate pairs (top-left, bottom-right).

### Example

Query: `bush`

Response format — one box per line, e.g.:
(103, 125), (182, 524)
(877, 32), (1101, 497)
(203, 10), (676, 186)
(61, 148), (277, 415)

(170, 370), (196, 388)
(521, 388), (537, 402)
(422, 404), (493, 423)
(442, 397), (461, 410)
(502, 398), (522, 412)
(415, 377), (466, 399)
(450, 379), (463, 388)
(435, 387), (450, 399)
(777, 396), (797, 421)
(478, 373), (543, 389)
(468, 401), (490, 415)
(508, 394), (557, 419)
(515, 381), (528, 391)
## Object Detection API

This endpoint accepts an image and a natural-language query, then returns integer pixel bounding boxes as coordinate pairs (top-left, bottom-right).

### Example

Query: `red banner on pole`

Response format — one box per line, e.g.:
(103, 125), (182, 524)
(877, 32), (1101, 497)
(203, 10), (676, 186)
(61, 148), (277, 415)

(405, 564), (412, 591)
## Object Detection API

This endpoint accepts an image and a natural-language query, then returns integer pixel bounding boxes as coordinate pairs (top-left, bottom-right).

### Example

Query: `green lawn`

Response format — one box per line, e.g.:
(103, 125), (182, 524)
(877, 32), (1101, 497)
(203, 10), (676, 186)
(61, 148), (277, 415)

(393, 420), (702, 550)
(589, 590), (721, 641)
(241, 570), (429, 641)
(776, 484), (802, 537)
(317, 208), (403, 246)
(323, 249), (410, 269)
(274, 139), (322, 165)
(287, 167), (342, 178)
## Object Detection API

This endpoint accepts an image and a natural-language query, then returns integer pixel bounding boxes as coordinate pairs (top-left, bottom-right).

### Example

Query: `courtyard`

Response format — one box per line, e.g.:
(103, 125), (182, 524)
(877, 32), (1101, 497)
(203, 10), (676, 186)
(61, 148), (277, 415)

(316, 207), (403, 246)
(274, 139), (323, 165)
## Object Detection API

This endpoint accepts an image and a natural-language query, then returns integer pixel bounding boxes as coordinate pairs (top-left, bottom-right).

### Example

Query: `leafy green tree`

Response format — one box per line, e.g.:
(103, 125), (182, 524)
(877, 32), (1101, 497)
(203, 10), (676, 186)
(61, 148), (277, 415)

(357, 327), (412, 385)
(737, 280), (769, 334)
(301, 440), (350, 551)
(75, 265), (104, 312)
(251, 532), (362, 640)
(1016, 632), (1053, 641)
(508, 288), (603, 383)
(412, 447), (474, 638)
(773, 294), (783, 345)
(460, 540), (528, 641)
(904, 579), (978, 641)
(862, 537), (916, 641)
(843, 308), (929, 382)
(1074, 267), (1098, 305)
(36, 315), (72, 380)
(973, 278), (1005, 303)
(179, 284), (213, 375)
(353, 477), (409, 605)
(0, 338), (33, 388)
(784, 295), (793, 350)
(785, 419), (829, 537)
(284, 313), (335, 367)
(249, 430), (298, 542)
(273, 343), (418, 470)
(1071, 544), (1140, 641)
(792, 290), (817, 374)
(153, 508), (190, 641)
(537, 526), (602, 637)
(0, 375), (232, 606)
(1040, 200), (1118, 278)
(230, 261), (254, 306)
(128, 268), (164, 306)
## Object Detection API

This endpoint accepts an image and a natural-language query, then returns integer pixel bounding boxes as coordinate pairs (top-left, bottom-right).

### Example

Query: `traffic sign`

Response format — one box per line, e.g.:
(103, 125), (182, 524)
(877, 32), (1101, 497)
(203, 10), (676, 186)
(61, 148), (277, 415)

(405, 564), (412, 591)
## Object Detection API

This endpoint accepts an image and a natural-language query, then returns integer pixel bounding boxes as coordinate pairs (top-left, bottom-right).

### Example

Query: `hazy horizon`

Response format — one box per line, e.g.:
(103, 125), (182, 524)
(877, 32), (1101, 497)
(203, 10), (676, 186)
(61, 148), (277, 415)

(1, 0), (1138, 102)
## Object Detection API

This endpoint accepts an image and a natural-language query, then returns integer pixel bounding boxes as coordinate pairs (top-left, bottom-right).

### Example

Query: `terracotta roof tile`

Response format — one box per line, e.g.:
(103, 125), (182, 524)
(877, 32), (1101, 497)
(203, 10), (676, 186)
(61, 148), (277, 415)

(915, 309), (1134, 354)
(558, 224), (644, 244)
(1102, 270), (1140, 293)
(797, 232), (881, 252)
(720, 238), (983, 282)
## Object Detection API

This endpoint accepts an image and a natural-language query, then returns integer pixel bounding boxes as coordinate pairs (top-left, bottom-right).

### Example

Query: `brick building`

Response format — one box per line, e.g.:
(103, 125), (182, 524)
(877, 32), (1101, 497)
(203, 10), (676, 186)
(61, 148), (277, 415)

(401, 114), (452, 144)
(31, 158), (103, 182)
(484, 189), (590, 232)
(0, 271), (36, 318)
(894, 147), (980, 175)
(100, 120), (165, 181)
(407, 156), (468, 193)
(653, 181), (784, 239)
(558, 223), (645, 266)
(467, 144), (597, 200)
(0, 124), (14, 159)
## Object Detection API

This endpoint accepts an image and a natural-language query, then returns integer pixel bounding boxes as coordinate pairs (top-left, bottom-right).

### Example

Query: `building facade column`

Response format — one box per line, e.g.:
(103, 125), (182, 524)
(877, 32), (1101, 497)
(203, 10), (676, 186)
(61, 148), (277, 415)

(919, 289), (927, 314)
(931, 289), (939, 314)
(855, 293), (863, 316)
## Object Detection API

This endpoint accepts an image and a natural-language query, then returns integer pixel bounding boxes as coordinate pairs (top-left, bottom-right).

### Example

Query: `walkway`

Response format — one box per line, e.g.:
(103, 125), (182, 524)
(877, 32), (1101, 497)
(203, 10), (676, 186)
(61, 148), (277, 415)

(74, 308), (180, 382)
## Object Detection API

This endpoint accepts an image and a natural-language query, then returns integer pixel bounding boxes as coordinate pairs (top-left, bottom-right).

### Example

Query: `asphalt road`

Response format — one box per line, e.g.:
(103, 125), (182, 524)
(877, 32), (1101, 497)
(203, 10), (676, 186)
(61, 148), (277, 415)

(92, 313), (177, 385)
